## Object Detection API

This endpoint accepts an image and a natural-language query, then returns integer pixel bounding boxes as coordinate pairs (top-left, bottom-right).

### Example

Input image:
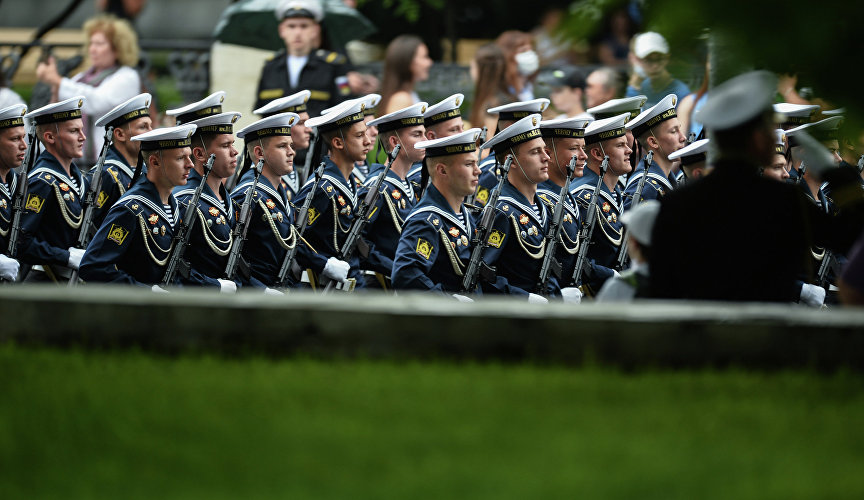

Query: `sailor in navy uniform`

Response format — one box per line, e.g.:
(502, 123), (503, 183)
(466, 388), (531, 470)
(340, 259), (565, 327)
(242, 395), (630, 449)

(293, 96), (373, 290)
(320, 94), (382, 191)
(787, 117), (846, 300)
(406, 93), (466, 191)
(774, 102), (820, 183)
(570, 113), (632, 278)
(477, 114), (583, 302)
(537, 115), (604, 290)
(668, 138), (710, 187)
(254, 0), (352, 117)
(586, 95), (646, 189)
(233, 112), (312, 290)
(173, 110), (243, 292)
(474, 99), (549, 207)
(0, 103), (28, 281)
(17, 96), (88, 281)
(79, 124), (196, 287)
(622, 94), (686, 211)
(392, 128), (482, 296)
(357, 101), (428, 288)
(252, 89), (312, 200)
(89, 93), (153, 229)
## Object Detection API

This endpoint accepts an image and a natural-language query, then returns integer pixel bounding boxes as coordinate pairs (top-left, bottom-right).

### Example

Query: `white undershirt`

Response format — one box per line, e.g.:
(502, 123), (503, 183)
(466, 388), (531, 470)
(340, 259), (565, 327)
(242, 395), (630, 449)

(287, 55), (308, 88)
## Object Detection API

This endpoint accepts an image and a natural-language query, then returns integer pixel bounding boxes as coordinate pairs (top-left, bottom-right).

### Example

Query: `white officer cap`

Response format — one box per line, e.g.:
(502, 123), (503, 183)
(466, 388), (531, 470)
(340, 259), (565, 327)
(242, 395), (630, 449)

(773, 129), (787, 156)
(306, 97), (368, 132)
(186, 111), (242, 135)
(254, 90), (311, 116)
(131, 124), (197, 151)
(0, 103), (27, 130)
(773, 102), (820, 129)
(415, 127), (481, 157)
(786, 116), (843, 144)
(822, 108), (845, 117)
(367, 102), (428, 133)
(587, 95), (647, 121)
(695, 71), (776, 132)
(424, 93), (464, 127)
(487, 98), (550, 121)
(621, 199), (660, 246)
(583, 113), (630, 145)
(166, 91), (226, 125)
(275, 0), (323, 22)
(668, 138), (710, 166)
(95, 93), (151, 128)
(627, 94), (678, 138)
(633, 32), (669, 58)
(25, 95), (85, 125)
(539, 115), (592, 139)
(237, 112), (300, 140)
(480, 114), (543, 153)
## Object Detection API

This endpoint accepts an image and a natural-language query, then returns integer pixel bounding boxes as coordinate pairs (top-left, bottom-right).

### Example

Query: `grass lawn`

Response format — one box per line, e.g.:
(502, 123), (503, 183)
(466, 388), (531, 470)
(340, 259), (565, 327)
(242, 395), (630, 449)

(1, 344), (863, 499)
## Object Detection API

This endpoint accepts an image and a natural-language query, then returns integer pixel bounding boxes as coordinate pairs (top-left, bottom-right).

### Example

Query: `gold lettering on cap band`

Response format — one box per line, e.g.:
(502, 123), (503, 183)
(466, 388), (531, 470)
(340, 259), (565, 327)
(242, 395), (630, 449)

(425, 108), (461, 126)
(142, 137), (193, 150)
(246, 126), (291, 140)
(540, 128), (585, 138)
(0, 117), (24, 129)
(426, 143), (477, 157)
(33, 108), (83, 125)
(196, 124), (234, 134)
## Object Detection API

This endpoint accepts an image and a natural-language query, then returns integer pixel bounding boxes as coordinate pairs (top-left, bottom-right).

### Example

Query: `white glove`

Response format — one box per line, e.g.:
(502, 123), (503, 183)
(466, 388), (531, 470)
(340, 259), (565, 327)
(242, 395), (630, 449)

(800, 283), (826, 307)
(561, 287), (583, 304)
(452, 293), (474, 303)
(322, 257), (350, 282)
(67, 247), (85, 270)
(528, 293), (548, 304)
(264, 287), (284, 296)
(151, 284), (169, 293)
(612, 270), (621, 279)
(0, 254), (20, 281)
(217, 278), (237, 294)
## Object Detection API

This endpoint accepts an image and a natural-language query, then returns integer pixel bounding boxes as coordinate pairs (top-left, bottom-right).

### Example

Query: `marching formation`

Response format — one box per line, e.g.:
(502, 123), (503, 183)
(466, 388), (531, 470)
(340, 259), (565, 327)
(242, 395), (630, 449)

(2, 10), (863, 307)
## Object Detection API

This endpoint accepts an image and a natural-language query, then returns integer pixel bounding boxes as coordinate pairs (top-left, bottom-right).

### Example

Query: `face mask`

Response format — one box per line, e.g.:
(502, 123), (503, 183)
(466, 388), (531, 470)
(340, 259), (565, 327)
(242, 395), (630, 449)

(632, 62), (647, 78)
(515, 50), (539, 76)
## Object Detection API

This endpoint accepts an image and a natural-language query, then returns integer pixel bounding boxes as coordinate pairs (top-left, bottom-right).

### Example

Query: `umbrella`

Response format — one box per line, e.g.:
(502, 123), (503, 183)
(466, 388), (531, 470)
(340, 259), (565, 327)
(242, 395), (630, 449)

(213, 0), (377, 52)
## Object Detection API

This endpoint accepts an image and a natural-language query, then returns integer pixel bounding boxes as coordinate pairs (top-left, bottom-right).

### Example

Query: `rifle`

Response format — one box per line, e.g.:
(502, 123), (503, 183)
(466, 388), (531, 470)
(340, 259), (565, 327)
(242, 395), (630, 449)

(816, 250), (839, 290)
(300, 128), (320, 185)
(68, 125), (114, 285)
(321, 144), (401, 292)
(571, 155), (610, 287)
(7, 121), (39, 261)
(795, 160), (807, 185)
(274, 160), (327, 288)
(223, 158), (264, 282)
(616, 151), (653, 270)
(460, 154), (514, 294)
(536, 154), (577, 295)
(857, 153), (864, 175)
(160, 153), (215, 286)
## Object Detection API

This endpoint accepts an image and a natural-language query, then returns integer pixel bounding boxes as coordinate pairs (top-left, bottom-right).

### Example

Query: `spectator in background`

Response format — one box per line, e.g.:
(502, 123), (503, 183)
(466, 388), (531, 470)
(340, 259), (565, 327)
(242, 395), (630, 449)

(625, 32), (690, 108)
(0, 73), (25, 109)
(468, 43), (514, 137)
(541, 66), (587, 118)
(595, 7), (636, 67)
(532, 8), (577, 67)
(35, 14), (142, 161)
(677, 57), (709, 140)
(585, 67), (623, 109)
(378, 35), (432, 115)
(496, 30), (538, 102)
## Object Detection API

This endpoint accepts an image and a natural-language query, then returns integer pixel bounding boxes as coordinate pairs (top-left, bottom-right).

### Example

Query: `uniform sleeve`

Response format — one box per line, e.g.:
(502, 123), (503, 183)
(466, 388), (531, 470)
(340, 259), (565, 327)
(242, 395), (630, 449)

(391, 218), (446, 293)
(79, 205), (147, 286)
(17, 178), (69, 266)
(295, 188), (331, 275)
(58, 67), (141, 117)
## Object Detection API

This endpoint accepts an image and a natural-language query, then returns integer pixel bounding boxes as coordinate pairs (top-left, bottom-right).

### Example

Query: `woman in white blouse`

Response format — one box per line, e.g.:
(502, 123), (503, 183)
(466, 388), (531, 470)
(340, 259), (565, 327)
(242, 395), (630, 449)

(36, 14), (142, 160)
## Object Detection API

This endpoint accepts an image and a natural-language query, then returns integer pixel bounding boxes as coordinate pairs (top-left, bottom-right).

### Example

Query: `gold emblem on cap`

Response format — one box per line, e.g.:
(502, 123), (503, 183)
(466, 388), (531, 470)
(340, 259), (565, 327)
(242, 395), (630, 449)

(20, 109), (26, 116)
(289, 116), (296, 125)
(187, 130), (194, 137)
(455, 97), (462, 106)
(672, 96), (677, 107)
(219, 95), (225, 103)
(473, 132), (479, 141)
(360, 103), (366, 112)
(303, 95), (309, 103)
(421, 105), (427, 113)
(145, 98), (151, 107)
(77, 99), (83, 108)
(532, 117), (538, 126)
(231, 115), (239, 123)
(781, 132), (786, 141)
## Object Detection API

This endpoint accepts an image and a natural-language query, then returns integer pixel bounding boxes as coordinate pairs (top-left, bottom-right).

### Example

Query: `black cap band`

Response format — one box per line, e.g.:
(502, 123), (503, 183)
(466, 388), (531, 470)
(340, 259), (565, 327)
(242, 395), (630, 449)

(584, 126), (626, 145)
(33, 108), (82, 125)
(632, 108), (677, 138)
(175, 106), (222, 125)
(425, 142), (476, 157)
(424, 108), (461, 127)
(491, 127), (542, 154)
(140, 136), (193, 151)
(244, 126), (292, 141)
(195, 124), (234, 134)
(497, 110), (534, 121)
(109, 107), (149, 128)
(376, 116), (424, 133)
(318, 111), (364, 132)
(540, 127), (585, 139)
(681, 152), (707, 166)
(0, 117), (24, 129)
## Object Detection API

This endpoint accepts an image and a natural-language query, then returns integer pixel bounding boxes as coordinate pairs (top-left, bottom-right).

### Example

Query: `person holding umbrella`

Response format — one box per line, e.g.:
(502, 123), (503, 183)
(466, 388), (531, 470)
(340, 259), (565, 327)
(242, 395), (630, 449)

(254, 0), (353, 118)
